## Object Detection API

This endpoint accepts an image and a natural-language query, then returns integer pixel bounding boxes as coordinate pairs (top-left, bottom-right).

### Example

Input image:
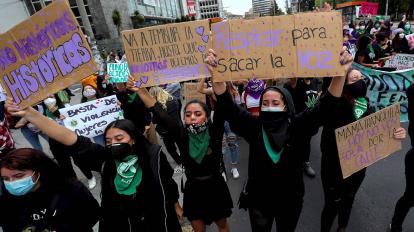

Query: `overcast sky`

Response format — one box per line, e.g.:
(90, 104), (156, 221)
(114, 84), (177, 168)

(222, 0), (286, 15)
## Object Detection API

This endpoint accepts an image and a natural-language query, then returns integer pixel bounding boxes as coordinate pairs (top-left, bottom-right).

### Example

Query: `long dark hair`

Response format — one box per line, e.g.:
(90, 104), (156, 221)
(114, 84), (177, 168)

(357, 35), (372, 51)
(0, 148), (72, 193)
(104, 119), (148, 153)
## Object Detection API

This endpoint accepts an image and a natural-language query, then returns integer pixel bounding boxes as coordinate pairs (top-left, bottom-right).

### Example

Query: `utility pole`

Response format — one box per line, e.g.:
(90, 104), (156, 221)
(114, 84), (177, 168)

(385, 0), (389, 16)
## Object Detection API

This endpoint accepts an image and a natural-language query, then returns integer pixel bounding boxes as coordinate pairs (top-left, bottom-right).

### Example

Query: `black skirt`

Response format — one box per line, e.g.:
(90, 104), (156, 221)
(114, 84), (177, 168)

(183, 174), (233, 225)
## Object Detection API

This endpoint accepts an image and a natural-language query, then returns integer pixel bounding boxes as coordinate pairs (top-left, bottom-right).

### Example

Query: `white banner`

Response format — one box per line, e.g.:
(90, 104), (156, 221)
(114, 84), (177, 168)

(59, 95), (124, 138)
(384, 54), (414, 70)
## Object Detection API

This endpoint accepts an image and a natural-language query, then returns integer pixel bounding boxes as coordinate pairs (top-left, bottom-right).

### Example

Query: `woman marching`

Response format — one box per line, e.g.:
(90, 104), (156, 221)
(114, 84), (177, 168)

(5, 98), (183, 232)
(127, 77), (233, 232)
(205, 47), (354, 232)
(319, 68), (406, 232)
(390, 83), (414, 232)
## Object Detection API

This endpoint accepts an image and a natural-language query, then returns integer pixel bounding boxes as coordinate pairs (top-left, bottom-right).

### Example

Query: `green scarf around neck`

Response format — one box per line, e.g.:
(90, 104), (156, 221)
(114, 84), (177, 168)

(128, 93), (137, 103)
(188, 129), (210, 164)
(354, 97), (368, 120)
(114, 155), (142, 195)
(262, 127), (284, 164)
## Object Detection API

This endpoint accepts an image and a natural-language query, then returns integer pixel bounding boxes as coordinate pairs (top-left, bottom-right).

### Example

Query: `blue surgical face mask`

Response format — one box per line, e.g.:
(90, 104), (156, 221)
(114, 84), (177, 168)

(4, 172), (39, 196)
(261, 106), (285, 112)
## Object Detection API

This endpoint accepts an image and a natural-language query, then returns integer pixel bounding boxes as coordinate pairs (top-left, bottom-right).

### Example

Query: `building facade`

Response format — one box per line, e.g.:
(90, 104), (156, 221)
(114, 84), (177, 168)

(196, 0), (224, 19)
(290, 0), (299, 13)
(252, 0), (272, 16)
(0, 0), (31, 32)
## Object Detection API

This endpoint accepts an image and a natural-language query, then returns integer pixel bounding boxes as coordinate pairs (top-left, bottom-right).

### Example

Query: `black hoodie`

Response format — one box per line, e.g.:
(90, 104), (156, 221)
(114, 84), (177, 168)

(216, 87), (340, 210)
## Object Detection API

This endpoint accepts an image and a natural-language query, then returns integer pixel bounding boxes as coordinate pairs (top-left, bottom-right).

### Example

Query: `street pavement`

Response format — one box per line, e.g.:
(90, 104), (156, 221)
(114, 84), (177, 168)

(7, 86), (414, 231)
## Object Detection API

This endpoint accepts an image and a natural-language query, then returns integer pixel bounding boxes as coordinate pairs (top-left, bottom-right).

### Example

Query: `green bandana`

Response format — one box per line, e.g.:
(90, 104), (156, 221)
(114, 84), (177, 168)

(114, 155), (142, 195)
(128, 93), (137, 103)
(188, 129), (210, 164)
(45, 108), (57, 120)
(354, 97), (368, 120)
(262, 128), (284, 164)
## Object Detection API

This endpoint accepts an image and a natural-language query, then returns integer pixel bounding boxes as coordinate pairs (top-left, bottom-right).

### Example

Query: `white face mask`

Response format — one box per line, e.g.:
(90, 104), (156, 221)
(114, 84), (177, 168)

(356, 26), (360, 30)
(399, 33), (405, 39)
(261, 106), (285, 112)
(360, 26), (365, 30)
(43, 97), (56, 107)
(83, 88), (96, 98)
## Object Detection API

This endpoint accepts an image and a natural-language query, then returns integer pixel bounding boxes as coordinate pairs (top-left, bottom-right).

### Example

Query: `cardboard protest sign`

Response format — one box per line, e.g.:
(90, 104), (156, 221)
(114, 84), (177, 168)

(107, 63), (130, 83)
(59, 95), (124, 138)
(121, 20), (212, 88)
(184, 82), (205, 103)
(405, 33), (414, 50)
(353, 62), (414, 122)
(211, 11), (344, 82)
(384, 54), (414, 70)
(0, 0), (97, 108)
(335, 103), (401, 179)
(360, 2), (379, 16)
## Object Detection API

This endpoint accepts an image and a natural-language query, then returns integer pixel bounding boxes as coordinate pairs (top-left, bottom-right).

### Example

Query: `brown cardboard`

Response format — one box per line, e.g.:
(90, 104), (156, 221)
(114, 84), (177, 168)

(122, 20), (212, 88)
(211, 11), (344, 81)
(335, 103), (402, 179)
(183, 82), (206, 103)
(0, 0), (97, 108)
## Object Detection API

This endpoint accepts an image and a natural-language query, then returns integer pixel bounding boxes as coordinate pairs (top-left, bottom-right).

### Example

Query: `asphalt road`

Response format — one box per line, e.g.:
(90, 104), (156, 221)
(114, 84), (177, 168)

(8, 86), (414, 232)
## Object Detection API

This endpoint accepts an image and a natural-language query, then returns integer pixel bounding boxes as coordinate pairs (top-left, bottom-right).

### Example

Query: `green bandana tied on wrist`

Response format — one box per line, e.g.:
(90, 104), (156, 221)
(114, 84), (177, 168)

(114, 155), (142, 195)
(354, 97), (368, 120)
(262, 128), (284, 164)
(188, 129), (210, 164)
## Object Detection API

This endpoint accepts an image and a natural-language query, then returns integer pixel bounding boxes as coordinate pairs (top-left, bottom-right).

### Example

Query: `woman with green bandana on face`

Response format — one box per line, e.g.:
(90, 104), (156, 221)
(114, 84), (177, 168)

(4, 99), (183, 232)
(125, 76), (233, 232)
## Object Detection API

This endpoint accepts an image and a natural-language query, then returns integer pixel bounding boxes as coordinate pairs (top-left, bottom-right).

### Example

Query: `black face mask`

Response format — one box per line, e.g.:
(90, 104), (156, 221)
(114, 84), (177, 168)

(344, 79), (367, 98)
(106, 143), (132, 160)
(259, 111), (290, 151)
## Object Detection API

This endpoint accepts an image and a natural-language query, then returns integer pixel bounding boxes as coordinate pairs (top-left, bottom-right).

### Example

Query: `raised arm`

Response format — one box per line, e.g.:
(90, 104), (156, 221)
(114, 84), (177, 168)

(6, 98), (77, 146)
(205, 49), (258, 142)
(127, 76), (182, 138)
(327, 48), (354, 97)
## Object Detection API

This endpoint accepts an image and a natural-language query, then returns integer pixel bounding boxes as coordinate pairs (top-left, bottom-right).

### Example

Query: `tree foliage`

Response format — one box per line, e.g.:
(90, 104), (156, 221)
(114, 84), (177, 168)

(112, 9), (121, 36)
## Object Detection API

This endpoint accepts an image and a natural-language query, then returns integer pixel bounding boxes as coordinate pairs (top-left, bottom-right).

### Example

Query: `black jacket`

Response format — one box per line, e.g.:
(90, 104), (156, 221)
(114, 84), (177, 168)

(320, 96), (374, 182)
(153, 99), (184, 137)
(151, 98), (225, 178)
(69, 132), (180, 232)
(407, 84), (414, 147)
(0, 180), (100, 232)
(117, 91), (152, 135)
(216, 88), (339, 209)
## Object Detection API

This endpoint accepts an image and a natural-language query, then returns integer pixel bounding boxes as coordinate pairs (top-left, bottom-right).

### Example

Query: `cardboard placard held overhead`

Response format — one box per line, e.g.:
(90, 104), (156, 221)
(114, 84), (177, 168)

(59, 95), (124, 138)
(0, 0), (97, 108)
(184, 82), (206, 103)
(211, 11), (344, 82)
(335, 103), (402, 179)
(121, 20), (212, 88)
